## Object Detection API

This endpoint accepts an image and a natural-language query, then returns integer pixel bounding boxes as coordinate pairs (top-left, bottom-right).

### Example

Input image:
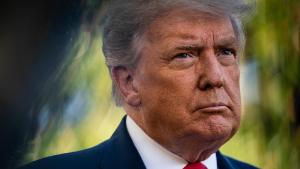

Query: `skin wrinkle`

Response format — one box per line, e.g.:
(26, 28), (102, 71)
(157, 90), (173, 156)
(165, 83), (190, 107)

(104, 0), (249, 106)
(119, 8), (241, 162)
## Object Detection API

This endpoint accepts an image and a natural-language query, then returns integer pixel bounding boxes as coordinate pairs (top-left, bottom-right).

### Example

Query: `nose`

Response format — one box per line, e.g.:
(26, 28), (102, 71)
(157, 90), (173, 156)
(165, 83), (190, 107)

(197, 51), (224, 90)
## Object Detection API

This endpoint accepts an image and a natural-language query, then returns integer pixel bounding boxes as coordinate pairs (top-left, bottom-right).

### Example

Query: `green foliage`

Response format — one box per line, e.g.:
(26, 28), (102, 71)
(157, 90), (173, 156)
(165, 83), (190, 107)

(239, 0), (300, 168)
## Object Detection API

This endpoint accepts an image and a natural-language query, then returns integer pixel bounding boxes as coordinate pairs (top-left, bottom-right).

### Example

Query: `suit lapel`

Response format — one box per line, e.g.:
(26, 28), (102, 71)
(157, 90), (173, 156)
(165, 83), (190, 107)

(100, 116), (146, 169)
(216, 151), (236, 169)
(99, 116), (245, 169)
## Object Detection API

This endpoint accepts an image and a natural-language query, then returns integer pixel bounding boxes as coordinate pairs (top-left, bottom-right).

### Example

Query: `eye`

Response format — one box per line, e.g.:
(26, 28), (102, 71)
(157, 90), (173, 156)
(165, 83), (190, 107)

(174, 53), (193, 59)
(169, 52), (197, 69)
(217, 48), (237, 66)
(219, 48), (236, 58)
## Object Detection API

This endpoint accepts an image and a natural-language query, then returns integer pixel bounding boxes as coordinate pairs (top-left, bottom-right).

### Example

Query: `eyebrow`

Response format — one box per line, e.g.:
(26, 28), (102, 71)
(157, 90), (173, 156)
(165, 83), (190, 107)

(160, 32), (199, 41)
(164, 33), (238, 47)
(161, 34), (239, 56)
(214, 36), (239, 48)
(175, 44), (203, 51)
(173, 37), (238, 51)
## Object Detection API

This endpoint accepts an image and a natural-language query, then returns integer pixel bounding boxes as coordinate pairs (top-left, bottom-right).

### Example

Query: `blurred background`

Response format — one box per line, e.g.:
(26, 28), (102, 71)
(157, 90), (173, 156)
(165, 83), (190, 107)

(0, 0), (299, 169)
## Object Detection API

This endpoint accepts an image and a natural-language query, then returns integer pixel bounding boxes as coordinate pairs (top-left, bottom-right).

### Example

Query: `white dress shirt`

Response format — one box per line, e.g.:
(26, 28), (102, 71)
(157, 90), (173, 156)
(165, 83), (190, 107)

(126, 116), (218, 169)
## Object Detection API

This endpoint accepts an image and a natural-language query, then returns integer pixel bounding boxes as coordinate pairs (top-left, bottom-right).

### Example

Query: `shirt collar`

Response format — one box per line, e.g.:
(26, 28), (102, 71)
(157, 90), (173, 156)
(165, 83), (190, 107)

(126, 116), (218, 169)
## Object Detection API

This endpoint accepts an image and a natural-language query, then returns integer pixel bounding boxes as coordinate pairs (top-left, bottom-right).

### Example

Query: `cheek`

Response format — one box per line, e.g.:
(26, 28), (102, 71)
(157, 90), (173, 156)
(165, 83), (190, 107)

(140, 66), (196, 101)
(226, 65), (240, 96)
(142, 78), (192, 115)
(138, 68), (197, 122)
(233, 68), (241, 103)
(226, 66), (241, 120)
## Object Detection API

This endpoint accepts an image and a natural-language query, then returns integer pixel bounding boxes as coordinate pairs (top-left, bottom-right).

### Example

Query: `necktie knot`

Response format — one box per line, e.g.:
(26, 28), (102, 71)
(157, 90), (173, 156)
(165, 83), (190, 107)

(183, 162), (208, 169)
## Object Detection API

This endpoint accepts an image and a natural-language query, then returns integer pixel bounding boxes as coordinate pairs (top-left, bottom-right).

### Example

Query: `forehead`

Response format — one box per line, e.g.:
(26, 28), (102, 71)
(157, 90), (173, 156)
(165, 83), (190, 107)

(144, 8), (236, 44)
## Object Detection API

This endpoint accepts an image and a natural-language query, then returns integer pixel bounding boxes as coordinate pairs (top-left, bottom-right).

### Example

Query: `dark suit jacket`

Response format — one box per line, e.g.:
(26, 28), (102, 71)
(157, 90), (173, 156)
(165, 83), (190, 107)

(20, 116), (258, 169)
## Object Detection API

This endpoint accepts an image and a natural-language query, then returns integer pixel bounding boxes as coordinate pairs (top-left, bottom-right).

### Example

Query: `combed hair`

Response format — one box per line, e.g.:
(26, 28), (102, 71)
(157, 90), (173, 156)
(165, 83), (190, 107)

(102, 0), (253, 106)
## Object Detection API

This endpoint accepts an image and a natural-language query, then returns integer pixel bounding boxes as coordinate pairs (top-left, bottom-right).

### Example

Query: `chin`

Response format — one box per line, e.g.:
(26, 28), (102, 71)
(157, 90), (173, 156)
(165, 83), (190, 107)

(198, 147), (219, 161)
(182, 135), (224, 163)
(184, 122), (236, 144)
(199, 117), (238, 141)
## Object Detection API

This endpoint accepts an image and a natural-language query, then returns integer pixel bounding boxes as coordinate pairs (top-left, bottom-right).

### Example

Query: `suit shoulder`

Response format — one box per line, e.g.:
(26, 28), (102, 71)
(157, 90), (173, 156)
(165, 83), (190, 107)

(223, 155), (259, 169)
(18, 140), (113, 169)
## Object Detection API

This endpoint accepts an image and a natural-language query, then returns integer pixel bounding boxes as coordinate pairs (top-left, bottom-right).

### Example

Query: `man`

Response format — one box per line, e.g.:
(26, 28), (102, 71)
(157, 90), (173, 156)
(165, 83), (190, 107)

(21, 0), (258, 168)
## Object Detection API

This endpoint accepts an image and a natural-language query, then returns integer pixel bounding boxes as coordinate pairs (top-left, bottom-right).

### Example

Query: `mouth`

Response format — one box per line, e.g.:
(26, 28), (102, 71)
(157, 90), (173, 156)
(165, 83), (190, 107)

(196, 103), (230, 113)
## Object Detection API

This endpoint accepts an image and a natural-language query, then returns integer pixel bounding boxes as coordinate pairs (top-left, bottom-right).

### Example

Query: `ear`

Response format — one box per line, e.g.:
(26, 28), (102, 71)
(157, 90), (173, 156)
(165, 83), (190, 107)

(111, 66), (141, 106)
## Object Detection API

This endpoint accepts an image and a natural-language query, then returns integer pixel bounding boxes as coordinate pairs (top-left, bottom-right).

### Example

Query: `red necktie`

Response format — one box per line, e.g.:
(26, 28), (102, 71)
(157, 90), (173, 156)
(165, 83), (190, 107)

(183, 163), (208, 169)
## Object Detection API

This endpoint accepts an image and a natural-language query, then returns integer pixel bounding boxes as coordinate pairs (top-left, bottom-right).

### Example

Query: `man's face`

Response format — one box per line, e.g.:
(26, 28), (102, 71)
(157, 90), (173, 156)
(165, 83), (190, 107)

(130, 9), (241, 161)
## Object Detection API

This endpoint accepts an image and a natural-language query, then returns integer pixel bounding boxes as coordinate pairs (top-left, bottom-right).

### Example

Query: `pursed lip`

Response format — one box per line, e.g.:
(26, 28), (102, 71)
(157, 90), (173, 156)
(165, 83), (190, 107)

(196, 102), (230, 113)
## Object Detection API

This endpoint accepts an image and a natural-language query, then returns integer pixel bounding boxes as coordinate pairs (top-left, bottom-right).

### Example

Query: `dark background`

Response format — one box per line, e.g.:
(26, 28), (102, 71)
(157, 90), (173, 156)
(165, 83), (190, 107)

(0, 1), (83, 168)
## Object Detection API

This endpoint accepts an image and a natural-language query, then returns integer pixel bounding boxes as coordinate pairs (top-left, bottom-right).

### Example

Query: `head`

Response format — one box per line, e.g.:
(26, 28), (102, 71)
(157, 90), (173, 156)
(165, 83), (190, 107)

(102, 0), (251, 162)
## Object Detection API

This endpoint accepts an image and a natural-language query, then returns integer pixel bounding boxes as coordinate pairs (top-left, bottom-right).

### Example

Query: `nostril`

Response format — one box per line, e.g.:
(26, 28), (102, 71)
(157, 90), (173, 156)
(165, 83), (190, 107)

(203, 83), (213, 90)
(198, 77), (224, 90)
